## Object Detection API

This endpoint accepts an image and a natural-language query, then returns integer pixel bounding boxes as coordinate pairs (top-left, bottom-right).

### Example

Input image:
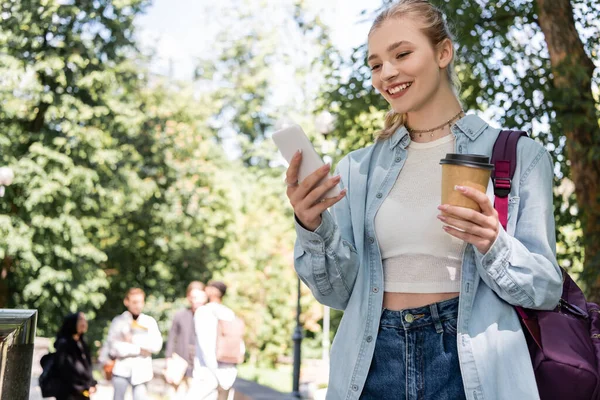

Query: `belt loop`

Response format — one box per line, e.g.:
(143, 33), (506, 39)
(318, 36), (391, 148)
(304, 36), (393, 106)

(430, 303), (444, 334)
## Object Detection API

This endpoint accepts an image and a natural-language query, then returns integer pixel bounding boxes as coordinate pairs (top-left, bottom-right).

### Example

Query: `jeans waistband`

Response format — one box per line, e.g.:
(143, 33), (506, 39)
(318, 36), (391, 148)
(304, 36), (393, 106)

(380, 296), (459, 330)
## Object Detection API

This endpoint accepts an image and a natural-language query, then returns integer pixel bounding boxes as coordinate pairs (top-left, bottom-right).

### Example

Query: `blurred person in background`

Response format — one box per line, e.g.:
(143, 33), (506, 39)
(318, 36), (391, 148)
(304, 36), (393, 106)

(190, 281), (245, 400)
(99, 287), (163, 400)
(53, 312), (97, 400)
(164, 281), (208, 399)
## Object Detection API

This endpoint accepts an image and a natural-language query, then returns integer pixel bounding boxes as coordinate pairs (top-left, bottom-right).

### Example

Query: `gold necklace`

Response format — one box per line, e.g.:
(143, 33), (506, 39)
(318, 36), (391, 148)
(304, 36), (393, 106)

(407, 110), (464, 139)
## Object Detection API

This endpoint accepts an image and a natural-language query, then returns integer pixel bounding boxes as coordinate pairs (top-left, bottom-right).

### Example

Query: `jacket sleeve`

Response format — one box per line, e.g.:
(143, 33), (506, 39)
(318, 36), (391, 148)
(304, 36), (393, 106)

(474, 146), (562, 310)
(165, 313), (179, 358)
(293, 157), (360, 310)
(139, 317), (163, 354)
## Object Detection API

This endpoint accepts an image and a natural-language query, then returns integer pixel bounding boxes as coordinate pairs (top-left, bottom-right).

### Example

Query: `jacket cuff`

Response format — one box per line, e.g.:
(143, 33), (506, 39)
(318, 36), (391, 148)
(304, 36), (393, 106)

(295, 211), (336, 254)
(474, 224), (511, 273)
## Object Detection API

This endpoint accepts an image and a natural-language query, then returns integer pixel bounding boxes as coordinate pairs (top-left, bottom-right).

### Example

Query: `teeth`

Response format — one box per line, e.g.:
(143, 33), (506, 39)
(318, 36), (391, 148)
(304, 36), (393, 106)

(388, 82), (412, 94)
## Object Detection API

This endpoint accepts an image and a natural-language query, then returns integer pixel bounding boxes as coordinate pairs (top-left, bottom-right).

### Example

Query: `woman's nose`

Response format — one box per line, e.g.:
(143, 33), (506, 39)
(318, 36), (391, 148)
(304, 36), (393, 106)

(381, 61), (398, 81)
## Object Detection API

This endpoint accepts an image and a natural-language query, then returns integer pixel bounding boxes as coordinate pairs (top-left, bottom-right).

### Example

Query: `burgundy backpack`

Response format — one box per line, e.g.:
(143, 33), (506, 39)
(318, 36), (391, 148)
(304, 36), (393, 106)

(492, 130), (600, 400)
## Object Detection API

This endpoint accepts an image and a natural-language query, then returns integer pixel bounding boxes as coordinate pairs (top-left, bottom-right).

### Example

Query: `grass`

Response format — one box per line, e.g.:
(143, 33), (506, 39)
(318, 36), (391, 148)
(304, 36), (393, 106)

(237, 364), (293, 394)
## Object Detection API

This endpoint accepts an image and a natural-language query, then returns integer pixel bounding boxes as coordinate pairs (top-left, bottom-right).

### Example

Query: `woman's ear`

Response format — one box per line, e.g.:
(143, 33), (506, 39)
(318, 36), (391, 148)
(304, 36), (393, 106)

(437, 38), (453, 69)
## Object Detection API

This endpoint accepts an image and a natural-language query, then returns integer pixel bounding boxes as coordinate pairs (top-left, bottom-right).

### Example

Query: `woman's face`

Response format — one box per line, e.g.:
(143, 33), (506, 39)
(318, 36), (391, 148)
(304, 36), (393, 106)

(76, 313), (88, 335)
(367, 17), (450, 114)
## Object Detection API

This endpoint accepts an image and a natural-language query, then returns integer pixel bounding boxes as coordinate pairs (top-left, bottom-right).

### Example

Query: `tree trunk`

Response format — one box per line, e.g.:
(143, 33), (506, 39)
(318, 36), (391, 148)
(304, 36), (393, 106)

(0, 257), (12, 308)
(535, 0), (600, 301)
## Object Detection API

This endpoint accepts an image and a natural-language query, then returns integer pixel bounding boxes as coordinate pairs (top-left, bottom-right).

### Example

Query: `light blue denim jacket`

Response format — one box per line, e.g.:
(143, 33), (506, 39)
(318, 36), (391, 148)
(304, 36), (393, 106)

(294, 115), (562, 400)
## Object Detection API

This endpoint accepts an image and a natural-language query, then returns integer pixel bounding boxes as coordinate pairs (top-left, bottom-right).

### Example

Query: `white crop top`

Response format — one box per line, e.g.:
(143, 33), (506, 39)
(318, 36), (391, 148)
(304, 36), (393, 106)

(374, 134), (466, 293)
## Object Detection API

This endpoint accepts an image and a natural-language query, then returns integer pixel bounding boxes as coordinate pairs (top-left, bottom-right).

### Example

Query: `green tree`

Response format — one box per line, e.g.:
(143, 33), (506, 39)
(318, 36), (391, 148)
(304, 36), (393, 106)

(196, 0), (342, 364)
(0, 0), (150, 333)
(0, 0), (236, 340)
(1, 0), (342, 370)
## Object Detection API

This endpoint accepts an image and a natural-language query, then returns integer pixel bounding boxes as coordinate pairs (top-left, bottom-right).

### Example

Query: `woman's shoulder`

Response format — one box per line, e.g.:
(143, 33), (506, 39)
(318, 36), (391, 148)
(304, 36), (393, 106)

(473, 117), (550, 166)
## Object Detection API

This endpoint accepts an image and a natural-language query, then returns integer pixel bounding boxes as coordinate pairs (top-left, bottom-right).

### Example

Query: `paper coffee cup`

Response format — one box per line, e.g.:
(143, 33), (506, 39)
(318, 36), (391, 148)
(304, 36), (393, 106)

(439, 154), (494, 213)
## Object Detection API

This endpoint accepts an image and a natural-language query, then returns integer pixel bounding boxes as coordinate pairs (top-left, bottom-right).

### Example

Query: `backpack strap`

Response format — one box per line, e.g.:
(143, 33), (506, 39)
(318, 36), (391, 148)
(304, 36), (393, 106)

(491, 130), (543, 345)
(491, 130), (527, 229)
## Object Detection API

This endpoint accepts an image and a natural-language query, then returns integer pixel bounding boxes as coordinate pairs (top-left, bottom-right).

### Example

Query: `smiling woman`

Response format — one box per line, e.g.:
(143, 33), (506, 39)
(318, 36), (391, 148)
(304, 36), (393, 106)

(285, 0), (562, 399)
(366, 1), (463, 143)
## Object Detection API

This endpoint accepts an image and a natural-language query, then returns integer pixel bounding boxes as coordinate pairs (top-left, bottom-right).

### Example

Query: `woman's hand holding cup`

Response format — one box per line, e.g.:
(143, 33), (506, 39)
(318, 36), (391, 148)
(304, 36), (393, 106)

(286, 150), (347, 231)
(437, 185), (500, 255)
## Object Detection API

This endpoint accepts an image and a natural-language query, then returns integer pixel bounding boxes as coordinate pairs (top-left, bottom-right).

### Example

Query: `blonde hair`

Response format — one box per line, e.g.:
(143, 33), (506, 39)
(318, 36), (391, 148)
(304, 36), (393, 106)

(369, 0), (461, 140)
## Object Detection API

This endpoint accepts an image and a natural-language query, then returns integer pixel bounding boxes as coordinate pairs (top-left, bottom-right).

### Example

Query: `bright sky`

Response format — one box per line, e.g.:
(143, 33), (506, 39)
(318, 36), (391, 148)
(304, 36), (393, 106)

(135, 0), (378, 80)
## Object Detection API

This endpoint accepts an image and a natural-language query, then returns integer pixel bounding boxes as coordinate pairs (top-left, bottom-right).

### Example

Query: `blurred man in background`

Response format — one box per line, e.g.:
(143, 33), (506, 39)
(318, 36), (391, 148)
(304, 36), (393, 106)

(165, 281), (208, 399)
(99, 288), (163, 400)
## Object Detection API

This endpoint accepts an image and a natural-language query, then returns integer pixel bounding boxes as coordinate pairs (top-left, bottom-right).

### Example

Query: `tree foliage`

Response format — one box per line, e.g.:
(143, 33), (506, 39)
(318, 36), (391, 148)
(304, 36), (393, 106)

(0, 0), (341, 368)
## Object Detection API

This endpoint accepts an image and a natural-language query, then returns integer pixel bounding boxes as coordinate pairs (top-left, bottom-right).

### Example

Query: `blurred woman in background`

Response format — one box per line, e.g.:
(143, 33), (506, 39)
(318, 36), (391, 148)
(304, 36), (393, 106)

(54, 312), (97, 399)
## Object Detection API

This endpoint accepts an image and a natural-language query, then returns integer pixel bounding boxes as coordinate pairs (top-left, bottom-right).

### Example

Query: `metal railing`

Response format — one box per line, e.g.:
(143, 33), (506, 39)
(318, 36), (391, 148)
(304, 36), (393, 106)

(0, 309), (38, 400)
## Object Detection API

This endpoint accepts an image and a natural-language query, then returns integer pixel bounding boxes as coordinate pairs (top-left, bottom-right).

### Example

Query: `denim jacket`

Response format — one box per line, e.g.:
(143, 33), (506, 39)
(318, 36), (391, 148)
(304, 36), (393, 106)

(294, 115), (562, 400)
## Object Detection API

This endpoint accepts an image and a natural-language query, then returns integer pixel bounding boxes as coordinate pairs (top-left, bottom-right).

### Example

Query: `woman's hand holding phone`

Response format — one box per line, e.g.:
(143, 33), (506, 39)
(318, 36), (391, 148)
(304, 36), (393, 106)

(286, 150), (347, 231)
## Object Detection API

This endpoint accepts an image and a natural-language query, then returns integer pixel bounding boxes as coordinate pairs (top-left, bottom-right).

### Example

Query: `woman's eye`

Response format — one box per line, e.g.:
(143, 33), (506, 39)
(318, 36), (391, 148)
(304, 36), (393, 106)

(396, 52), (411, 59)
(370, 64), (381, 71)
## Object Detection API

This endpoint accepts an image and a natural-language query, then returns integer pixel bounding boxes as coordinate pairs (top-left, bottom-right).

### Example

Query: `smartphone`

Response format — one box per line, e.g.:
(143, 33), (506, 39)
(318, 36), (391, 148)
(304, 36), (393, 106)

(272, 124), (341, 199)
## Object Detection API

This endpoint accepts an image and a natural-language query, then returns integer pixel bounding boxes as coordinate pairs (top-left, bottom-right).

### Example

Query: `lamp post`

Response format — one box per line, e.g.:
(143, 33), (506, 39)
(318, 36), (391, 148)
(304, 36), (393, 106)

(315, 111), (334, 368)
(292, 277), (303, 398)
(0, 167), (14, 197)
(290, 112), (336, 398)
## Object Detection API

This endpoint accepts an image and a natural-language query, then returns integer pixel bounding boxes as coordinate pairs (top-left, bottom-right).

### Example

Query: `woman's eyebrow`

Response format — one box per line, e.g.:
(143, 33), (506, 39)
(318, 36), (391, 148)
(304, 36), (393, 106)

(367, 41), (411, 62)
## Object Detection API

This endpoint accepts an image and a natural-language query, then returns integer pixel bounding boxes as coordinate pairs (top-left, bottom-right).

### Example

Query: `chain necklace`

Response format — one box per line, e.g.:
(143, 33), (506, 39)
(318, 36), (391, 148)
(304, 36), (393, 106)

(407, 110), (465, 139)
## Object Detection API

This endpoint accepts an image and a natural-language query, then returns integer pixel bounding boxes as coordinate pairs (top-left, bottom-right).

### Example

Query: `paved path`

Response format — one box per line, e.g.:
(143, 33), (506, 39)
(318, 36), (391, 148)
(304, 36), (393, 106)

(29, 375), (304, 400)
(30, 377), (128, 400)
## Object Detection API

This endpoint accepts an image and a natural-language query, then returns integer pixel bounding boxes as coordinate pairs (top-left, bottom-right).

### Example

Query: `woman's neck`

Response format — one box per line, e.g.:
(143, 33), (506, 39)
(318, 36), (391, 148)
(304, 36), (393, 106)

(405, 84), (463, 140)
(72, 333), (80, 341)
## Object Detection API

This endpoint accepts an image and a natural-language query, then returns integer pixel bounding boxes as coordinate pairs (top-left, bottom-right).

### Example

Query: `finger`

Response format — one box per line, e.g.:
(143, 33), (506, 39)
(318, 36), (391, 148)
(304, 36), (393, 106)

(454, 185), (496, 215)
(285, 150), (303, 185)
(310, 189), (347, 213)
(302, 175), (341, 206)
(295, 189), (346, 225)
(292, 163), (331, 201)
(437, 214), (489, 238)
(438, 204), (491, 228)
(442, 225), (488, 248)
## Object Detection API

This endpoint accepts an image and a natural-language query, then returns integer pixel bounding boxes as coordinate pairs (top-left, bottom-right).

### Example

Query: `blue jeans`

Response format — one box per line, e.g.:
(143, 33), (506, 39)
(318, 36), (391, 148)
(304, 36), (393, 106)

(112, 375), (148, 400)
(361, 297), (466, 400)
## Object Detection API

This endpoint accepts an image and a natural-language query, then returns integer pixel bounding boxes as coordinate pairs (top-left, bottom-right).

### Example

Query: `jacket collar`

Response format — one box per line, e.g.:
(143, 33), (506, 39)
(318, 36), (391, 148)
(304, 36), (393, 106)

(388, 125), (410, 150)
(388, 113), (489, 150)
(452, 114), (488, 140)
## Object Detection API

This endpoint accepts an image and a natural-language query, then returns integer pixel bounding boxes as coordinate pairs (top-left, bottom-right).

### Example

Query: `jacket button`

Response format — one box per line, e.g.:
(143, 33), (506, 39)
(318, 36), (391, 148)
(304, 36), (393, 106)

(352, 385), (359, 391)
(372, 287), (379, 293)
(459, 145), (463, 153)
(366, 336), (373, 342)
(376, 193), (382, 199)
(395, 157), (401, 163)
(369, 237), (375, 244)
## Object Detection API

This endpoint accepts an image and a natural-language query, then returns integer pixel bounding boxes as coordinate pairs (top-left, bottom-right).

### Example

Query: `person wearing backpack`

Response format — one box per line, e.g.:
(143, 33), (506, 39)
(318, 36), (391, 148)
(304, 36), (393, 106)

(49, 312), (97, 400)
(190, 281), (245, 400)
(285, 1), (565, 399)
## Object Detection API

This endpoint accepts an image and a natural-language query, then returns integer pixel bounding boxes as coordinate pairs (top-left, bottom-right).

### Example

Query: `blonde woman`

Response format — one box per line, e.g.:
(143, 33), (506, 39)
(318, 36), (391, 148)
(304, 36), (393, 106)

(285, 1), (561, 399)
